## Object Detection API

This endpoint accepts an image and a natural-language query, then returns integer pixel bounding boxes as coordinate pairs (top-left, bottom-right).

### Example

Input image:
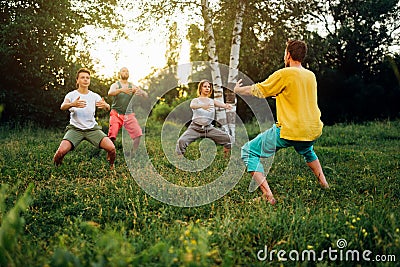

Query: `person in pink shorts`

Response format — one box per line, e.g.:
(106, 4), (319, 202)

(108, 67), (148, 154)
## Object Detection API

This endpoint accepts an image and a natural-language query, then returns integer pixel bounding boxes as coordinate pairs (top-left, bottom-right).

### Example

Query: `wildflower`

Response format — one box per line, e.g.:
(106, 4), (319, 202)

(184, 252), (194, 262)
(307, 245), (314, 249)
(86, 221), (100, 228)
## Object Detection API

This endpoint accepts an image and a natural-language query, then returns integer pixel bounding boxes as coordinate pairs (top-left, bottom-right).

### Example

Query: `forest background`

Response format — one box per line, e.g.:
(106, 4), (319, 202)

(1, 0), (399, 127)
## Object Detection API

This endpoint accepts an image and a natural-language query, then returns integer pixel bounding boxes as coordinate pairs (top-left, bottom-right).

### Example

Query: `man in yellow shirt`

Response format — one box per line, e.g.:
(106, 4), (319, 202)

(234, 40), (329, 205)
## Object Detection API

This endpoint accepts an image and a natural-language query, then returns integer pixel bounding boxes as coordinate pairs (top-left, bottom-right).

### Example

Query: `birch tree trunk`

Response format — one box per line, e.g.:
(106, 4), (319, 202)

(226, 0), (246, 142)
(201, 0), (228, 132)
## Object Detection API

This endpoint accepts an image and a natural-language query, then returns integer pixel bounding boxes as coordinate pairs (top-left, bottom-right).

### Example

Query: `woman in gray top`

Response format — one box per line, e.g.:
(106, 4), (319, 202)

(176, 80), (232, 157)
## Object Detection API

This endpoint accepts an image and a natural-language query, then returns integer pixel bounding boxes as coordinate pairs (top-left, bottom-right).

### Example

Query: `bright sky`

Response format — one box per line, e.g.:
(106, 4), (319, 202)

(86, 4), (193, 84)
(87, 28), (191, 84)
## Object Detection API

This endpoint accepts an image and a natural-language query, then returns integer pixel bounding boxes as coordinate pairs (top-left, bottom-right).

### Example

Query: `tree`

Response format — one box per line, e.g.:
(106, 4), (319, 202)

(305, 0), (400, 122)
(200, 0), (228, 132)
(226, 0), (246, 140)
(307, 0), (400, 77)
(0, 0), (124, 126)
(136, 0), (249, 138)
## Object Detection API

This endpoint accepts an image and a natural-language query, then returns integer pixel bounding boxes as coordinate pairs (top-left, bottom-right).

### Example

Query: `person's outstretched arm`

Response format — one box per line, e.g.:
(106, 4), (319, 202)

(234, 79), (253, 95)
(214, 100), (232, 110)
(190, 98), (212, 110)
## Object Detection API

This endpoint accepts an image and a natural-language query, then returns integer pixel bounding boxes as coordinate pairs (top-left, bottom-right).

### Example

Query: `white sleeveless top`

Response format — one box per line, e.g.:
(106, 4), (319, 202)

(191, 98), (214, 126)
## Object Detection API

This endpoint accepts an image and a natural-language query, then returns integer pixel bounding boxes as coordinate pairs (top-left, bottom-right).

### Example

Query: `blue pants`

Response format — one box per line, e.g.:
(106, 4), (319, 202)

(241, 125), (318, 174)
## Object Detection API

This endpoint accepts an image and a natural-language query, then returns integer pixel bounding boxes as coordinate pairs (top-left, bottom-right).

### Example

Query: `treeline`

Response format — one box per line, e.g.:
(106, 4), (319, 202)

(1, 0), (399, 127)
(0, 0), (122, 126)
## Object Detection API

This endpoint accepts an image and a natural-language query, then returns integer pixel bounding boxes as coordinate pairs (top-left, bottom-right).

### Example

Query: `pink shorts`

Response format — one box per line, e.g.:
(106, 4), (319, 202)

(108, 109), (142, 140)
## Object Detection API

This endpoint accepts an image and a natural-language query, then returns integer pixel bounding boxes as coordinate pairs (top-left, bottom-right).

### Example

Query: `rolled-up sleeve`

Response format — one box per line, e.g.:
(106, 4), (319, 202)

(252, 70), (285, 98)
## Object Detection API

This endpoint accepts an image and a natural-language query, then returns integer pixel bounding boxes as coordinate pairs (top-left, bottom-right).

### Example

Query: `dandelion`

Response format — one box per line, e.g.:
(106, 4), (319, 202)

(307, 245), (314, 249)
(396, 228), (399, 233)
(86, 221), (100, 228)
(184, 252), (194, 262)
(352, 218), (357, 223)
(325, 233), (330, 238)
(361, 228), (368, 236)
(207, 249), (219, 257)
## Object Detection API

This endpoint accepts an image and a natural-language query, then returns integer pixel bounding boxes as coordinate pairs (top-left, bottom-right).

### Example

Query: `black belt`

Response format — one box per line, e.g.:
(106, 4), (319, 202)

(192, 121), (211, 129)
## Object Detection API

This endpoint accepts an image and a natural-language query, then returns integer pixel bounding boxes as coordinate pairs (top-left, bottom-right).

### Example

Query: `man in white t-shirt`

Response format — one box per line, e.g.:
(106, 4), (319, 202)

(53, 68), (116, 169)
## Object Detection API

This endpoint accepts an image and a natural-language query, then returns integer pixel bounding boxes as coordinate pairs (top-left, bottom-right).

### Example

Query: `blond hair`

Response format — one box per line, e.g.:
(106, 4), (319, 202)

(197, 80), (213, 97)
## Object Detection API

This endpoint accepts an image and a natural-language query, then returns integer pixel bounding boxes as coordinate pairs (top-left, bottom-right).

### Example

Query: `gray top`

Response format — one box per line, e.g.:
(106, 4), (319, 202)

(191, 98), (214, 126)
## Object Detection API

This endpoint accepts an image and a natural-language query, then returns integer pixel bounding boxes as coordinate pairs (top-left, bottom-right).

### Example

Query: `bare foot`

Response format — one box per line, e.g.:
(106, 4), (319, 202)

(223, 147), (230, 158)
(264, 194), (277, 205)
(53, 153), (63, 166)
(250, 194), (277, 205)
(319, 181), (329, 189)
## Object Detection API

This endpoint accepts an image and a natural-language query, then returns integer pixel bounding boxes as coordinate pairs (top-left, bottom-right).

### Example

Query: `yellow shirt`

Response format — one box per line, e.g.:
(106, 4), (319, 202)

(252, 67), (323, 141)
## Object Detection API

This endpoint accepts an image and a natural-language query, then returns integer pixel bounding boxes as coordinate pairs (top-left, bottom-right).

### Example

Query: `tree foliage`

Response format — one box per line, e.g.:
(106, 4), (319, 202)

(305, 0), (400, 123)
(1, 0), (399, 125)
(0, 0), (124, 126)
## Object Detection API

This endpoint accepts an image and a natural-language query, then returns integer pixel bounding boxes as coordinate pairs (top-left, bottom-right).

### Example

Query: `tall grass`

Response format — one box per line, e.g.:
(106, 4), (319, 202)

(0, 121), (399, 266)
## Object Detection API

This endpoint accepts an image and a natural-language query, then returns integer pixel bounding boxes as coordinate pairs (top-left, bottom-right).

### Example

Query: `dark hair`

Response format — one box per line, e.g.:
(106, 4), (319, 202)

(75, 68), (91, 88)
(286, 40), (307, 62)
(197, 79), (213, 96)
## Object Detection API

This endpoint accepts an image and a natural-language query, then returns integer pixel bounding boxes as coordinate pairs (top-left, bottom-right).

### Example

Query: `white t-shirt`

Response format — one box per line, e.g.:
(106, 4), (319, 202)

(191, 98), (215, 126)
(65, 90), (101, 130)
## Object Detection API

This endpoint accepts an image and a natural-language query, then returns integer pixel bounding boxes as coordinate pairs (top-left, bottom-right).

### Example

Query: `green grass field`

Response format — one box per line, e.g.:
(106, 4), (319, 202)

(0, 120), (399, 266)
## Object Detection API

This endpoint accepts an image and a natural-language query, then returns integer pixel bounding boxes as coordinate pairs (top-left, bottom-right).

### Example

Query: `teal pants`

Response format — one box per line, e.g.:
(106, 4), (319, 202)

(241, 125), (318, 174)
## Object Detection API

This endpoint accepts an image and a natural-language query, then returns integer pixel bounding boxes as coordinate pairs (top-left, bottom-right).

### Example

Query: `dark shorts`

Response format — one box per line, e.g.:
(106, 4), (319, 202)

(63, 124), (107, 149)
